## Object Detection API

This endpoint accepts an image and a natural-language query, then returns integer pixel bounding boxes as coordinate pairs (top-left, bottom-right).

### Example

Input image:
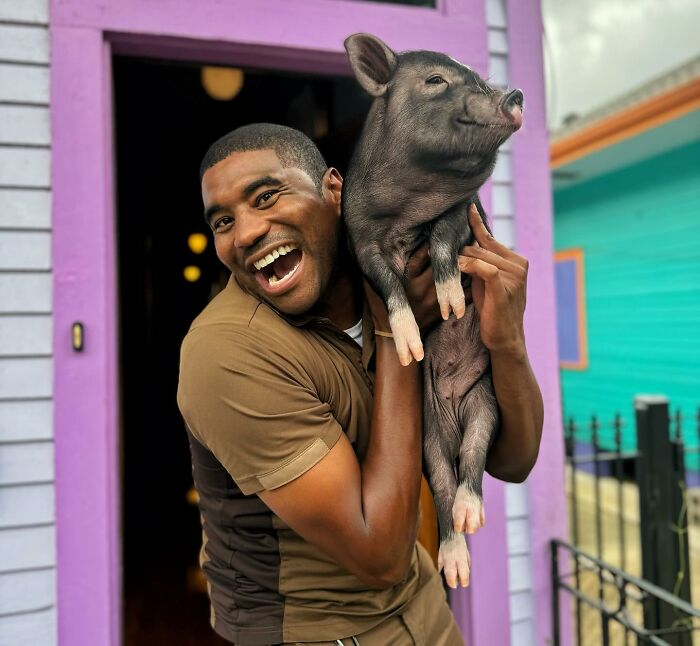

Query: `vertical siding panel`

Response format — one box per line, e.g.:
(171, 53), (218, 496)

(0, 148), (51, 188)
(0, 315), (52, 355)
(0, 569), (55, 616)
(488, 0), (537, 643)
(0, 274), (52, 312)
(0, 189), (51, 229)
(0, 400), (52, 442)
(0, 525), (55, 571)
(0, 0), (49, 24)
(0, 2), (55, 642)
(0, 608), (56, 646)
(0, 105), (51, 145)
(506, 0), (569, 641)
(0, 63), (49, 103)
(0, 484), (55, 526)
(0, 25), (50, 64)
(0, 441), (54, 485)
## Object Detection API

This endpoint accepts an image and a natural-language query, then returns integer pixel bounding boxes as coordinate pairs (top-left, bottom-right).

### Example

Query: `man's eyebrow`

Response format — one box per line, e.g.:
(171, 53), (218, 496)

(242, 176), (282, 199)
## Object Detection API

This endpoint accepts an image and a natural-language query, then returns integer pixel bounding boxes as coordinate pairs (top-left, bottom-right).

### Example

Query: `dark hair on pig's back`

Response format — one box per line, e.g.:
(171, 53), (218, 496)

(199, 123), (327, 193)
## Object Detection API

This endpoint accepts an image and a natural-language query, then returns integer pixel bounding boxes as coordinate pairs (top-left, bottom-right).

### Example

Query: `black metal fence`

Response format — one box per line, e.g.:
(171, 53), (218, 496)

(552, 540), (700, 645)
(558, 396), (700, 645)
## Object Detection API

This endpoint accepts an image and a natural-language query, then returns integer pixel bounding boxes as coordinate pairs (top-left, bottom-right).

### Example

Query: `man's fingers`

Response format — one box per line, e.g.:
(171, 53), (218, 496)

(458, 255), (498, 280)
(460, 244), (526, 277)
(467, 204), (528, 269)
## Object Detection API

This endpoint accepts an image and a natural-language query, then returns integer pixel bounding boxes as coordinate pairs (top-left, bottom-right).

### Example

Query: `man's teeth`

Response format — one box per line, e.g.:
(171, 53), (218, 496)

(268, 266), (298, 286)
(254, 245), (297, 270)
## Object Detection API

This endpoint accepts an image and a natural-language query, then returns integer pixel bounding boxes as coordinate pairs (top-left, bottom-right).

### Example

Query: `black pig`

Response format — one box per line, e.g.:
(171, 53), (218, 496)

(342, 33), (523, 588)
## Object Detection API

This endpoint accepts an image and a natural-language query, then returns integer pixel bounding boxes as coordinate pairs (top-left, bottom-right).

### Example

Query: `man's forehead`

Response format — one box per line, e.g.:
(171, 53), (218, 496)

(205, 149), (281, 184)
(201, 149), (285, 200)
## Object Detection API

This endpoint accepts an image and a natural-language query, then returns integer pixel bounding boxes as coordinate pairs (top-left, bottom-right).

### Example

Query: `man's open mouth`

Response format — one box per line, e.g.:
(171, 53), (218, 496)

(252, 244), (303, 290)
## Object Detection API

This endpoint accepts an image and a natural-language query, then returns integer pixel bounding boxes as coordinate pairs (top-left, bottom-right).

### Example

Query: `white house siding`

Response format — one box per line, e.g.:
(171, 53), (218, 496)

(487, 0), (537, 644)
(0, 1), (56, 645)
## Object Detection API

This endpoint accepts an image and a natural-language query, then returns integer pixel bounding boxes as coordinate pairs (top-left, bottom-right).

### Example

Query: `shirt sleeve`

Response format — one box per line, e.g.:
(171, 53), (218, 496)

(177, 325), (343, 495)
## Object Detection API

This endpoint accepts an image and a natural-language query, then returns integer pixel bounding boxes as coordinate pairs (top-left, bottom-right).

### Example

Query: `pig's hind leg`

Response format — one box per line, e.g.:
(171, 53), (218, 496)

(430, 205), (472, 321)
(356, 244), (423, 365)
(453, 375), (499, 535)
(424, 361), (471, 588)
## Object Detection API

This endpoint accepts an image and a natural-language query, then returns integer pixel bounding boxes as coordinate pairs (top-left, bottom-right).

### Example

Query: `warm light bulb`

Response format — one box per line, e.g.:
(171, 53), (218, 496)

(201, 67), (244, 101)
(183, 266), (201, 282)
(188, 232), (208, 255)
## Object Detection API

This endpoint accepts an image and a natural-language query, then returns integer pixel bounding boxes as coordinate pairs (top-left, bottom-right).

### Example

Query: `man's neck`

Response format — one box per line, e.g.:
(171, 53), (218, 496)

(312, 255), (363, 331)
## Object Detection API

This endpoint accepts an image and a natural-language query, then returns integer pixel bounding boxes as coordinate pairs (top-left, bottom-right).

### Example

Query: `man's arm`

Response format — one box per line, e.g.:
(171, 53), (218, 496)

(458, 204), (544, 482)
(259, 335), (422, 589)
(258, 251), (437, 589)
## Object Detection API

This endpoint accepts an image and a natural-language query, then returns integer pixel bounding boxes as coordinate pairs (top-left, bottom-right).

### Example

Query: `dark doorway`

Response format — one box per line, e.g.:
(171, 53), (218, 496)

(113, 57), (370, 645)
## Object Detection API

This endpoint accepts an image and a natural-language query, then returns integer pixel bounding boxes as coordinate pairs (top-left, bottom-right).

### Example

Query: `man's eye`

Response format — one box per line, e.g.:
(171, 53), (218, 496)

(426, 75), (446, 85)
(256, 190), (277, 207)
(213, 216), (233, 231)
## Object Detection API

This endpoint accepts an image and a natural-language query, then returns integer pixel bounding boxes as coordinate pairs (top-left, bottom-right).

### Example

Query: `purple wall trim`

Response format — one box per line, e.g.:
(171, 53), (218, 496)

(50, 1), (554, 643)
(51, 26), (121, 646)
(52, 0), (488, 70)
(506, 0), (571, 644)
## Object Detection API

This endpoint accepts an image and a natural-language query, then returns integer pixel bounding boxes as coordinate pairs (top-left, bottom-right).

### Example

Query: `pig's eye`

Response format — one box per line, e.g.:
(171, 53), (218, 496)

(425, 75), (446, 85)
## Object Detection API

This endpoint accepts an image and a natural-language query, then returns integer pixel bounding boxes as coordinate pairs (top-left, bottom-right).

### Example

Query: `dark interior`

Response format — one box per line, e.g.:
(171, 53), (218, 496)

(113, 56), (370, 645)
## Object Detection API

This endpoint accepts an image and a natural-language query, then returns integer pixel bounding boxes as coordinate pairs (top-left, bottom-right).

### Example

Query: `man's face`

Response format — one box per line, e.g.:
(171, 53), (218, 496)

(202, 149), (342, 315)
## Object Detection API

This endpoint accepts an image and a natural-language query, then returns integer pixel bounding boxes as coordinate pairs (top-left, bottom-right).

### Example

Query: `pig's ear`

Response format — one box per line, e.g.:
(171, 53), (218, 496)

(344, 33), (397, 97)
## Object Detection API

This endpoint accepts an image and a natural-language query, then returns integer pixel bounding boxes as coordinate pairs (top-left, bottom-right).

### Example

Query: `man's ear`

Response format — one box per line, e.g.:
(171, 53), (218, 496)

(344, 33), (397, 97)
(322, 167), (343, 215)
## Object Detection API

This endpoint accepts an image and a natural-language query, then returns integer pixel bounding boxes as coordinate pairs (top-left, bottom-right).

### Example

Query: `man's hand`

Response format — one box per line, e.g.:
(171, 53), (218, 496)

(457, 204), (543, 482)
(458, 204), (528, 356)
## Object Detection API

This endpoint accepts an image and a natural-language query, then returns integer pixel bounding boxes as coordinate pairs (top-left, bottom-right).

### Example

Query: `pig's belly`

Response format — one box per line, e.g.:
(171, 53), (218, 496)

(424, 304), (490, 406)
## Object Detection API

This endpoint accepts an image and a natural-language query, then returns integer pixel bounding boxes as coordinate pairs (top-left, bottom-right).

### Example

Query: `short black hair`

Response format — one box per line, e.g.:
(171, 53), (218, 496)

(199, 123), (327, 192)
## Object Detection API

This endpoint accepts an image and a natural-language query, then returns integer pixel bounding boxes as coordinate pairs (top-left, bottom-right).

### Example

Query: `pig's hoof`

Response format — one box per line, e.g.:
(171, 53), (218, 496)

(389, 306), (423, 365)
(438, 534), (471, 589)
(452, 485), (485, 534)
(435, 276), (465, 320)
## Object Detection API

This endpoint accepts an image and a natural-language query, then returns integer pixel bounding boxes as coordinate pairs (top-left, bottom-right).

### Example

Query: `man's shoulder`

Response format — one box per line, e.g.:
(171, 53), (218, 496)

(188, 277), (258, 332)
(181, 278), (313, 367)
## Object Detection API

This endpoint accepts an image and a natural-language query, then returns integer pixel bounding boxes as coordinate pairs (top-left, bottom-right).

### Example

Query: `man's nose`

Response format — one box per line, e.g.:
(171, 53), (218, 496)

(233, 210), (271, 249)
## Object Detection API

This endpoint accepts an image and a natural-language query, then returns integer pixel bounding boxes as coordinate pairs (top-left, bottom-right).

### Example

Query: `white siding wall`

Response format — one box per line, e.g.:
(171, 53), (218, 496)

(486, 0), (537, 644)
(0, 1), (56, 644)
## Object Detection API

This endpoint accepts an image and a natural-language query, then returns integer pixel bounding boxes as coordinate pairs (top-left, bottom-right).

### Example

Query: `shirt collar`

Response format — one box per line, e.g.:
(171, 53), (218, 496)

(228, 275), (376, 371)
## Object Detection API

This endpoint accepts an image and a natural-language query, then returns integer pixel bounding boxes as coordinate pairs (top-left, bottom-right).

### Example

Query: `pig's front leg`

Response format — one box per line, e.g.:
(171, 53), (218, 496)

(430, 204), (472, 320)
(356, 245), (423, 365)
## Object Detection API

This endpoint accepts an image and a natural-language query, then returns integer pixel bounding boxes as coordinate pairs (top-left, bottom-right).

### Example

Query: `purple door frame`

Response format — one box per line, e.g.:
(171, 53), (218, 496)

(51, 1), (565, 644)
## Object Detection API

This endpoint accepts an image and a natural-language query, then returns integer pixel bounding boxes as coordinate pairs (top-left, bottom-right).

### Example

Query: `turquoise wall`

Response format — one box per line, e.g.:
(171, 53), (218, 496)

(554, 141), (700, 456)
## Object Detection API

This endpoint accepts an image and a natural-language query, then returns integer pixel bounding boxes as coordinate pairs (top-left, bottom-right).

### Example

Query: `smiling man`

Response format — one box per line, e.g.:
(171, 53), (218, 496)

(177, 123), (543, 646)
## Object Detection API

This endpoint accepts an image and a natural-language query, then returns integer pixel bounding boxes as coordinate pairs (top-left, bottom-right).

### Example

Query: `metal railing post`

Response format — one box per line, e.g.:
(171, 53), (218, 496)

(634, 395), (692, 645)
(551, 540), (560, 646)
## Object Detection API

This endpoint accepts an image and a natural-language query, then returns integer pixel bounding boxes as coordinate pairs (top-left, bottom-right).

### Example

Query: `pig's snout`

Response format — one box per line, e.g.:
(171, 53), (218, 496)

(500, 89), (523, 129)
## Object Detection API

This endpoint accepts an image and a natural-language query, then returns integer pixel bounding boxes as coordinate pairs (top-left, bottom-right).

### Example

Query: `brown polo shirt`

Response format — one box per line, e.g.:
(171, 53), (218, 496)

(177, 276), (432, 645)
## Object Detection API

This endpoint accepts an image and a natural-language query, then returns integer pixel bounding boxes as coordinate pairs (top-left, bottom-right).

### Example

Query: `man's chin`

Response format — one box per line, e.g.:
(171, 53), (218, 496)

(239, 275), (318, 316)
(265, 289), (321, 316)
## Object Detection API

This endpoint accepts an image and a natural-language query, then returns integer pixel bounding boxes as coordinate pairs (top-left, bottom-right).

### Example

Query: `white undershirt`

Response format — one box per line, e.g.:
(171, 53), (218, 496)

(343, 319), (363, 349)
